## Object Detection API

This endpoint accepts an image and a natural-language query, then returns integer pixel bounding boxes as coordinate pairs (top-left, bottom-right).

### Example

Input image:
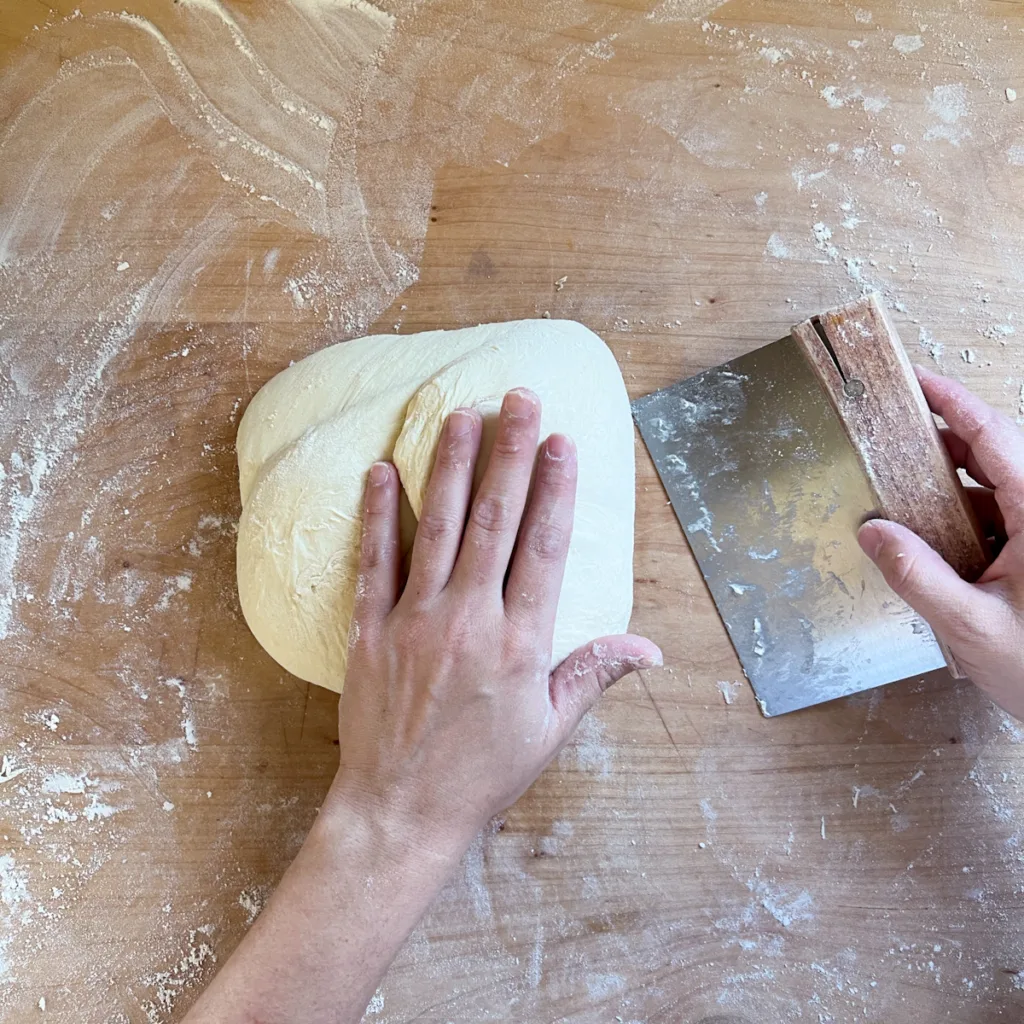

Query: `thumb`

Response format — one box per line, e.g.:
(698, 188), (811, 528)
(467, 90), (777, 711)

(858, 518), (990, 647)
(549, 634), (662, 733)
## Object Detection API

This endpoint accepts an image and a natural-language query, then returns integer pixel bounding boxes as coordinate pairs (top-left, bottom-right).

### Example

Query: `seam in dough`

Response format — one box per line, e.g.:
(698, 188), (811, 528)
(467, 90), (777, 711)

(236, 319), (635, 693)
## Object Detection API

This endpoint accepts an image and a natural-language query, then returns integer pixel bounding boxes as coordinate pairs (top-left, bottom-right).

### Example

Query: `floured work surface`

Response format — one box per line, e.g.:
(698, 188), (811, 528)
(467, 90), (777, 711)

(634, 335), (946, 716)
(3, 0), (1024, 1021)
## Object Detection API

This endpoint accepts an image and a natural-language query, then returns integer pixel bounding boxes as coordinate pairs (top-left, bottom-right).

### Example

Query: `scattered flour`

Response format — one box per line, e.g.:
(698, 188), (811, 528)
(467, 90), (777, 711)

(585, 972), (627, 999)
(0, 755), (28, 786)
(238, 886), (269, 925)
(566, 712), (614, 778)
(925, 84), (971, 145)
(758, 46), (789, 66)
(461, 833), (493, 920)
(892, 34), (924, 54)
(0, 854), (29, 911)
(717, 680), (742, 705)
(820, 85), (888, 113)
(140, 927), (217, 1022)
(746, 877), (815, 929)
(3, 3), (1024, 1020)
(0, 855), (29, 982)
(154, 573), (193, 612)
(162, 678), (199, 751)
(646, 0), (729, 23)
(918, 327), (944, 363)
(41, 772), (92, 795)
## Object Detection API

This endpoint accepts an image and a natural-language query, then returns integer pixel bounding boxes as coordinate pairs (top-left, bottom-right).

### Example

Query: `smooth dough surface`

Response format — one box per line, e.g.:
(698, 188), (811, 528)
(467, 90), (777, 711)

(236, 319), (635, 693)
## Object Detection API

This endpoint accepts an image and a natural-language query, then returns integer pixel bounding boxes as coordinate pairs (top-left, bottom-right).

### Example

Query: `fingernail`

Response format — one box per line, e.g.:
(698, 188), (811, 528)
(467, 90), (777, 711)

(369, 462), (390, 486)
(504, 388), (537, 420)
(858, 521), (883, 561)
(544, 434), (575, 462)
(448, 409), (474, 437)
(631, 648), (663, 670)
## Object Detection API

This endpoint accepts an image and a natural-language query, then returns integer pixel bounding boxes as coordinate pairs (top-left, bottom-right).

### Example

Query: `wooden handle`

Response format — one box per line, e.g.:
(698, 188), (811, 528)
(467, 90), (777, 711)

(791, 294), (990, 680)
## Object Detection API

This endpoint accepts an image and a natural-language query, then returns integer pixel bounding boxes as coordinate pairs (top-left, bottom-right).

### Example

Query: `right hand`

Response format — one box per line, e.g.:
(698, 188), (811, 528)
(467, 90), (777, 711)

(858, 365), (1024, 720)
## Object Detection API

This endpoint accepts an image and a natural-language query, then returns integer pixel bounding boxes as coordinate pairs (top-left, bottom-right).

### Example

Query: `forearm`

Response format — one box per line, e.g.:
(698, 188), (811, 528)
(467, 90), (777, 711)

(184, 785), (470, 1024)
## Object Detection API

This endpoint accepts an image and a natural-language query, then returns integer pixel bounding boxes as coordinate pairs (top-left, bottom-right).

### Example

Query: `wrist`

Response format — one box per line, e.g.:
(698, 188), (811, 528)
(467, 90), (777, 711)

(317, 771), (478, 875)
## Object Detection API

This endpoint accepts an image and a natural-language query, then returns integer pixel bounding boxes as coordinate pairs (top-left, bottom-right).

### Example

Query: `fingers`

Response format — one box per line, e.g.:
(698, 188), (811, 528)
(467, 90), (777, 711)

(405, 408), (482, 602)
(548, 635), (663, 733)
(858, 518), (1002, 650)
(504, 434), (578, 637)
(966, 487), (1006, 545)
(352, 462), (401, 633)
(454, 389), (542, 593)
(939, 428), (996, 490)
(916, 365), (1024, 535)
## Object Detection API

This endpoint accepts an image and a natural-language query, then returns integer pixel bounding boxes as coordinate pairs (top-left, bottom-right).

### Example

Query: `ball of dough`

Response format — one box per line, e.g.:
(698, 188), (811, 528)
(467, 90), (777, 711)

(236, 319), (635, 693)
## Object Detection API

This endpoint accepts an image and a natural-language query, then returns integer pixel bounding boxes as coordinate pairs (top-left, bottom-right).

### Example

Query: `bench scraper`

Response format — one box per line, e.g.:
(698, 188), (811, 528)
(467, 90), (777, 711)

(632, 294), (989, 716)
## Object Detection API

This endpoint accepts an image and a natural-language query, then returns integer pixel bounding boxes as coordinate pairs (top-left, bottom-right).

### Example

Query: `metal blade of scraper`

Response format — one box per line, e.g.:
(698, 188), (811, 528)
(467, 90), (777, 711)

(632, 334), (946, 716)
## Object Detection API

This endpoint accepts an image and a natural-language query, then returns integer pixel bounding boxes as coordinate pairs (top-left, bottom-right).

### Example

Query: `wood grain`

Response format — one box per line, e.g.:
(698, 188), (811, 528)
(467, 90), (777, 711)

(2, 1), (1024, 1022)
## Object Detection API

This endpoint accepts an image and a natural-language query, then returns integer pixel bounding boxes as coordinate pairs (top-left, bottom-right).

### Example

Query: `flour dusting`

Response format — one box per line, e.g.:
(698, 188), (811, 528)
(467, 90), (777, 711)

(925, 83), (971, 144)
(2, 1), (1024, 1020)
(893, 35), (924, 54)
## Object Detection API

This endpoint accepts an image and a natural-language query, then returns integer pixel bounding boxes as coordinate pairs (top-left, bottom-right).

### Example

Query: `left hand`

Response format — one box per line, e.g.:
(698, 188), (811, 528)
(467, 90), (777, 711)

(331, 387), (661, 845)
(184, 388), (660, 1024)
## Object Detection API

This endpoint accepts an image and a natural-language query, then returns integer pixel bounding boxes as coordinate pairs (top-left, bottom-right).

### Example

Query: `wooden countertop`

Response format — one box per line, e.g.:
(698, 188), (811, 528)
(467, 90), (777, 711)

(2, 0), (1023, 1021)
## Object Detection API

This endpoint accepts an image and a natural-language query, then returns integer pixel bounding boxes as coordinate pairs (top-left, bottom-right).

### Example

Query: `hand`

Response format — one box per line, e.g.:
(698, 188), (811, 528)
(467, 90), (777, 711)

(185, 388), (659, 1024)
(858, 365), (1024, 719)
(330, 387), (661, 846)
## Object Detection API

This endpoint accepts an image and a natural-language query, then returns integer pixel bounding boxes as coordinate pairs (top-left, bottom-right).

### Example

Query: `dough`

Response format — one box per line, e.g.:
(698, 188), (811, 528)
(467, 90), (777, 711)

(236, 319), (635, 693)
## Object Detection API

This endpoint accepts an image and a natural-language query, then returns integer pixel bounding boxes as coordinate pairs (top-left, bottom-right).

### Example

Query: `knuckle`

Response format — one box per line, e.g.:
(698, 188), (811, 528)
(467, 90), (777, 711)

(592, 664), (618, 693)
(967, 406), (1004, 450)
(882, 546), (919, 597)
(346, 614), (368, 651)
(471, 495), (512, 534)
(360, 541), (384, 569)
(417, 509), (461, 545)
(436, 438), (471, 472)
(984, 405), (1013, 437)
(360, 532), (396, 572)
(526, 521), (567, 561)
(491, 436), (526, 460)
